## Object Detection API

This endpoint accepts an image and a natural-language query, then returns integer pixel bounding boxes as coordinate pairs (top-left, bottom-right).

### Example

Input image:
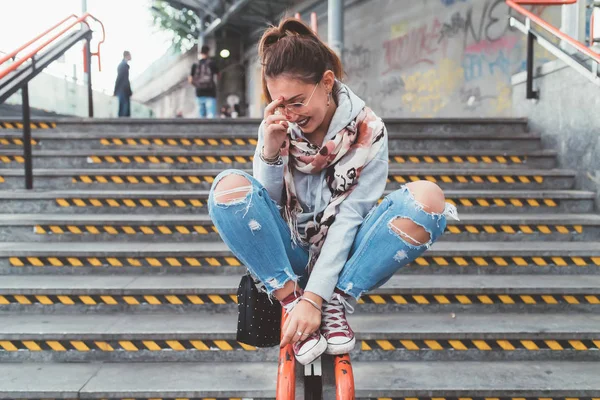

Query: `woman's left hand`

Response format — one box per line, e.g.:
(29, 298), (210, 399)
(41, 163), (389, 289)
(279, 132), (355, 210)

(280, 299), (322, 348)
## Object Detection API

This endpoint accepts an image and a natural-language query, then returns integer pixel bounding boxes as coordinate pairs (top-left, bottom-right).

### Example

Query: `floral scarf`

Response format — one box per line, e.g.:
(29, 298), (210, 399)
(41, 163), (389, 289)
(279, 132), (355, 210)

(281, 106), (386, 275)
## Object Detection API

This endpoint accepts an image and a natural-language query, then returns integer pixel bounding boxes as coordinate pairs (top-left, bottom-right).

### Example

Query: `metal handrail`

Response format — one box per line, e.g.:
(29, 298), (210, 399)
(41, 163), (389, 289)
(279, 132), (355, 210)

(507, 0), (600, 97)
(0, 12), (105, 80)
(276, 310), (295, 399)
(0, 13), (104, 189)
(334, 354), (355, 400)
(507, 0), (600, 62)
(0, 14), (78, 66)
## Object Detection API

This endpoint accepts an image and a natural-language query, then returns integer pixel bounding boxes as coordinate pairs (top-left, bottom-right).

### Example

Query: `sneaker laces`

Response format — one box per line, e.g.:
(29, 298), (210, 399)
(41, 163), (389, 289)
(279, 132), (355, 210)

(322, 293), (355, 335)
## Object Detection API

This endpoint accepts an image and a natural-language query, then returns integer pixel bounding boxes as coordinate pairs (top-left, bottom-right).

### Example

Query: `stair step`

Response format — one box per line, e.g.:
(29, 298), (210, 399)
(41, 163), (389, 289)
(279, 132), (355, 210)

(0, 167), (576, 190)
(2, 241), (598, 275)
(0, 361), (278, 399)
(0, 189), (594, 215)
(1, 213), (597, 243)
(0, 149), (557, 169)
(0, 274), (598, 314)
(1, 360), (598, 398)
(0, 312), (597, 362)
(0, 130), (541, 151)
(351, 361), (600, 397)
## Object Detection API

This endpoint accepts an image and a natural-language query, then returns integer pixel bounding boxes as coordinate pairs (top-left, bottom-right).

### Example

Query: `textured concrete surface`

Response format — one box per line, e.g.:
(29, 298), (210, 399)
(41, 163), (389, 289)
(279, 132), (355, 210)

(0, 362), (277, 398)
(0, 312), (598, 339)
(78, 362), (277, 398)
(2, 240), (599, 255)
(1, 274), (598, 294)
(352, 361), (600, 396)
(0, 363), (102, 398)
(513, 61), (600, 210)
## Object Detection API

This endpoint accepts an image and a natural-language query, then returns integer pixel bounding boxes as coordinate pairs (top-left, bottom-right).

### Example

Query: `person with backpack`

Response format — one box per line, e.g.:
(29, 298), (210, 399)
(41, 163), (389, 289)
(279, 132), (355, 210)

(189, 45), (219, 118)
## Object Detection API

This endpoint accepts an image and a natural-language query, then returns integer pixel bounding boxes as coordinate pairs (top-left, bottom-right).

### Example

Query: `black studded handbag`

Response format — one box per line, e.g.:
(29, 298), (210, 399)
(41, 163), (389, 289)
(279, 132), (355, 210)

(236, 273), (282, 348)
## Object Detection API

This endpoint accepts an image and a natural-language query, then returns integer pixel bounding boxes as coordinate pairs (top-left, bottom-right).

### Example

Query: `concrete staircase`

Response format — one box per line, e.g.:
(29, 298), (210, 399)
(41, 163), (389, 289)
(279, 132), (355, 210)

(0, 117), (598, 399)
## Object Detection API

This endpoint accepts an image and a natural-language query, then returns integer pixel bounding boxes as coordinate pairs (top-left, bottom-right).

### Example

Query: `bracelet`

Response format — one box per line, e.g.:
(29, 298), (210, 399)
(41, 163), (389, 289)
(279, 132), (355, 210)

(300, 296), (322, 314)
(260, 146), (282, 165)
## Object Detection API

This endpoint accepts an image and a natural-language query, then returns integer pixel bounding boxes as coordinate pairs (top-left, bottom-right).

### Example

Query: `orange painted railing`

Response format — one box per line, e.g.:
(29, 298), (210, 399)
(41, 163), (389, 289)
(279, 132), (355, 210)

(506, 0), (600, 62)
(0, 14), (79, 66)
(0, 13), (105, 80)
(334, 354), (355, 400)
(276, 310), (295, 399)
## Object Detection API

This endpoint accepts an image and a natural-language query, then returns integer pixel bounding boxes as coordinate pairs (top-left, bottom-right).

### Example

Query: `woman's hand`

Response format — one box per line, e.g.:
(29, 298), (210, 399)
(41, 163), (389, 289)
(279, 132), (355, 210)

(280, 299), (322, 348)
(263, 97), (289, 159)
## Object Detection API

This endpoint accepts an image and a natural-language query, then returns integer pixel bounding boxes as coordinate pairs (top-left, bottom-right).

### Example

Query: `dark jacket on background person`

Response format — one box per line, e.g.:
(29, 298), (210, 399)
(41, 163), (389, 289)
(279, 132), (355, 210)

(114, 59), (132, 97)
(190, 58), (218, 98)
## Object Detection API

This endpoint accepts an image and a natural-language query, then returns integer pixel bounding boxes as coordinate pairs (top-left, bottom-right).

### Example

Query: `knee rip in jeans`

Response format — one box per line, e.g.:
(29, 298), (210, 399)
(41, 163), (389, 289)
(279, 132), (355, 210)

(213, 173), (254, 216)
(388, 217), (433, 262)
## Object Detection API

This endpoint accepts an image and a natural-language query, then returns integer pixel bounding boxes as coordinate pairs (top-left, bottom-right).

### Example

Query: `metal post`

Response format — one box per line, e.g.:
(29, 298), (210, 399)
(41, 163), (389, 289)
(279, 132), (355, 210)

(328, 0), (343, 57)
(21, 84), (34, 189)
(526, 31), (539, 100)
(85, 38), (94, 117)
(82, 0), (89, 87)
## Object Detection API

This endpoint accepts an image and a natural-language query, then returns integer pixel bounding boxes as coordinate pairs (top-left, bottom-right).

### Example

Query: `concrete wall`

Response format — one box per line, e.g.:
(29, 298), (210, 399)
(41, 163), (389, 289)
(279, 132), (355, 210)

(512, 60), (600, 209)
(132, 49), (199, 118)
(133, 36), (247, 118)
(246, 0), (560, 118)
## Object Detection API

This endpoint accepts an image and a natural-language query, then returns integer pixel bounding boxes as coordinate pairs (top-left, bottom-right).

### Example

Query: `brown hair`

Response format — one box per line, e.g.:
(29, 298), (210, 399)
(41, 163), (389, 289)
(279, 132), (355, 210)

(258, 17), (344, 103)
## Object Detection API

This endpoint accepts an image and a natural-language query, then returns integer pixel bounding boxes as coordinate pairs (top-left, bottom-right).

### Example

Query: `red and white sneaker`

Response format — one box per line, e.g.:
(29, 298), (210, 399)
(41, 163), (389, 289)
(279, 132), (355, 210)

(280, 291), (327, 365)
(321, 290), (356, 355)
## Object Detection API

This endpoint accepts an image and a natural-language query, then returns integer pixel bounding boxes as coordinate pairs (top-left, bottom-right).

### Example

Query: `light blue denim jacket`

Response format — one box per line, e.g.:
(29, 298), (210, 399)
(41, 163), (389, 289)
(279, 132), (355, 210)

(252, 81), (389, 301)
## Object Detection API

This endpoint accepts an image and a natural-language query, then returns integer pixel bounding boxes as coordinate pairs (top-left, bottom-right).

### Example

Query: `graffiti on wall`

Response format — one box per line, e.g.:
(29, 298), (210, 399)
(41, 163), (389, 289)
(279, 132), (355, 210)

(343, 0), (558, 117)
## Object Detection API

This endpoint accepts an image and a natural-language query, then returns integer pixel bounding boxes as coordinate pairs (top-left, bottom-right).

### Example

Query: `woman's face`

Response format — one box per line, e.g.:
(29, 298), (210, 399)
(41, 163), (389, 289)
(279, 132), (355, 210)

(266, 72), (334, 134)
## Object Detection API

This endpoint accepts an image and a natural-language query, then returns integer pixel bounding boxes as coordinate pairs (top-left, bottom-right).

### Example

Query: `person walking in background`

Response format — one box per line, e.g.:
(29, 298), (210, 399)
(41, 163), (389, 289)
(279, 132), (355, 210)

(189, 45), (219, 118)
(114, 51), (133, 117)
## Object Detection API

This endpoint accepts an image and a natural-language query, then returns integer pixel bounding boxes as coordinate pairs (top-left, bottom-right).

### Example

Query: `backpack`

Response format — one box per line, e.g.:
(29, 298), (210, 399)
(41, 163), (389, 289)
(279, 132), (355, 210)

(192, 60), (215, 90)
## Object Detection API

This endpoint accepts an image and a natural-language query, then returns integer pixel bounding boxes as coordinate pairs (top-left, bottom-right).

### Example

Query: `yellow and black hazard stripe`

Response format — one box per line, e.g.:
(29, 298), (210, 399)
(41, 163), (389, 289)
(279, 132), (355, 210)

(0, 339), (255, 352)
(88, 155), (253, 164)
(69, 174), (547, 185)
(445, 198), (558, 207)
(100, 137), (257, 146)
(9, 256), (241, 267)
(446, 224), (584, 235)
(9, 255), (600, 268)
(0, 293), (238, 305)
(34, 224), (217, 235)
(357, 294), (600, 305)
(72, 175), (215, 184)
(0, 155), (25, 163)
(53, 197), (561, 209)
(1, 338), (598, 353)
(360, 339), (600, 351)
(86, 154), (527, 165)
(56, 198), (206, 208)
(409, 255), (600, 267)
(2, 293), (598, 306)
(0, 137), (38, 146)
(388, 174), (544, 184)
(0, 121), (55, 129)
(32, 223), (586, 236)
(391, 155), (527, 164)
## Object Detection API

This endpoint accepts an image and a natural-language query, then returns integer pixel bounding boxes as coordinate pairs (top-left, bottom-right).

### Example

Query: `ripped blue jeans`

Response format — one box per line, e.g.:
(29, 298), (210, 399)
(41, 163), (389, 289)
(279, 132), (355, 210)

(208, 170), (450, 300)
